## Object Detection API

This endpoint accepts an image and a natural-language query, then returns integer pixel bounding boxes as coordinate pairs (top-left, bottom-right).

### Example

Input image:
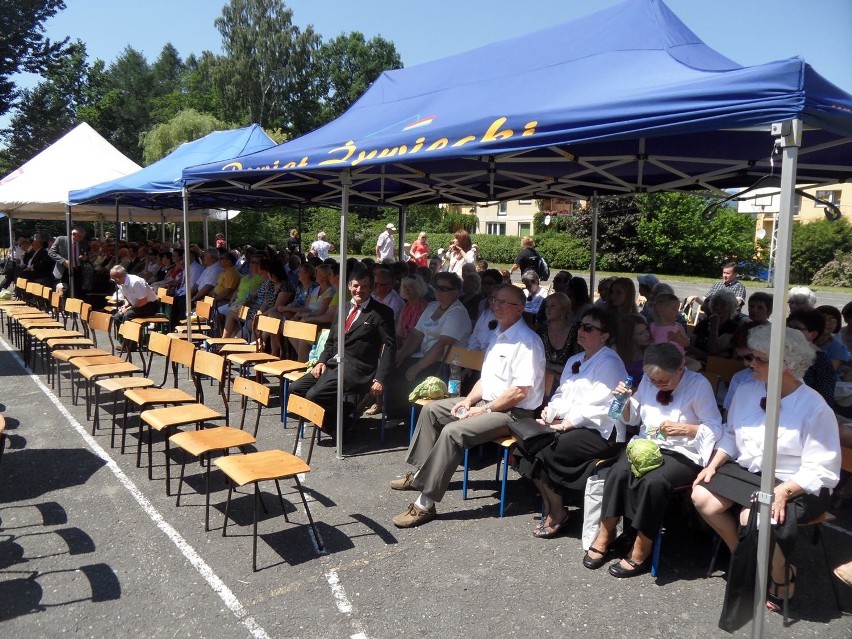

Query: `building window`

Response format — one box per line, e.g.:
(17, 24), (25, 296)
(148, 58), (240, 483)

(486, 222), (506, 235)
(815, 190), (842, 207)
(518, 223), (531, 236)
(497, 201), (507, 216)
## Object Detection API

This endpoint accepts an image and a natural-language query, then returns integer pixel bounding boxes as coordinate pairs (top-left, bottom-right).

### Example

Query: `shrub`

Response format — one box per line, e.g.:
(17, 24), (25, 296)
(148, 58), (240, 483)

(811, 252), (852, 287)
(790, 218), (852, 284)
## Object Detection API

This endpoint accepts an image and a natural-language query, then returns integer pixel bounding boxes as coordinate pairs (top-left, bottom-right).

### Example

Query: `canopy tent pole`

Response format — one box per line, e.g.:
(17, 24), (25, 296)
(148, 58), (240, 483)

(160, 211), (166, 243)
(182, 188), (193, 343)
(7, 215), (13, 253)
(750, 119), (801, 639)
(224, 216), (229, 250)
(398, 206), (406, 261)
(65, 205), (74, 299)
(203, 213), (209, 250)
(297, 205), (303, 252)
(589, 193), (599, 300)
(113, 201), (120, 267)
(336, 172), (352, 459)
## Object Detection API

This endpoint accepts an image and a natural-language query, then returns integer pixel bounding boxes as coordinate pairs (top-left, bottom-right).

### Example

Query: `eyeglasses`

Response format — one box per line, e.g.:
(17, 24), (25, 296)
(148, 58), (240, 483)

(375, 281), (393, 288)
(743, 353), (769, 364)
(435, 285), (459, 293)
(490, 298), (523, 308)
(576, 322), (604, 333)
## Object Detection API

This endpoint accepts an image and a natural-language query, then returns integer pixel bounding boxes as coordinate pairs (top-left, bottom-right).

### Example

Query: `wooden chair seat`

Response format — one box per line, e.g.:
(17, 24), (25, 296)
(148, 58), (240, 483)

(78, 362), (140, 380)
(172, 323), (213, 333)
(462, 434), (519, 518)
(131, 315), (170, 324)
(45, 336), (91, 348)
(141, 404), (223, 431)
(52, 348), (111, 362)
(125, 387), (195, 406)
(171, 427), (256, 458)
(96, 377), (156, 393)
(73, 355), (125, 368)
(166, 332), (207, 342)
(206, 337), (249, 347)
(227, 352), (279, 366)
(254, 359), (309, 376)
(283, 370), (307, 383)
(218, 344), (258, 355)
(215, 449), (309, 486)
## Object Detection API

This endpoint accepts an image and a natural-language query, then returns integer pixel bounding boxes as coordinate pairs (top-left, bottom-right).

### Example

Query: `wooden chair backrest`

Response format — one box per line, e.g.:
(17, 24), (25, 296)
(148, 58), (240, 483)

(202, 295), (214, 307)
(157, 287), (168, 299)
(160, 295), (174, 306)
(148, 332), (171, 357)
(50, 291), (63, 310)
(445, 345), (485, 371)
(193, 349), (225, 382)
(87, 311), (113, 335)
(80, 303), (93, 323)
(705, 355), (745, 384)
(233, 376), (270, 406)
(64, 297), (84, 314)
(283, 319), (319, 343)
(194, 301), (211, 322)
(119, 320), (145, 344)
(237, 304), (251, 321)
(40, 286), (52, 302)
(287, 394), (325, 427)
(15, 277), (28, 290)
(25, 282), (39, 296)
(255, 314), (281, 336)
(169, 336), (196, 369)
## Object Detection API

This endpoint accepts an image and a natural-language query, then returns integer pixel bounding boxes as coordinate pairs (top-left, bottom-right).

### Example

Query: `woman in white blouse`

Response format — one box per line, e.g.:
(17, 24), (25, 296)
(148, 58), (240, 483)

(692, 325), (841, 613)
(583, 343), (723, 577)
(514, 307), (627, 538)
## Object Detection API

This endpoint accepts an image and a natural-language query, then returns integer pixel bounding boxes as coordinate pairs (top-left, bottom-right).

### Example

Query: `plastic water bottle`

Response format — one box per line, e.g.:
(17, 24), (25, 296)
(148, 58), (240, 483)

(308, 344), (317, 362)
(447, 356), (462, 397)
(607, 375), (634, 419)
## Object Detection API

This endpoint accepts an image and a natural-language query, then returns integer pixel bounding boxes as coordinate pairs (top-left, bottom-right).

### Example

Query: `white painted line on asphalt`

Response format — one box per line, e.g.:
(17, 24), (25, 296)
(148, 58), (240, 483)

(2, 339), (271, 639)
(324, 569), (369, 639)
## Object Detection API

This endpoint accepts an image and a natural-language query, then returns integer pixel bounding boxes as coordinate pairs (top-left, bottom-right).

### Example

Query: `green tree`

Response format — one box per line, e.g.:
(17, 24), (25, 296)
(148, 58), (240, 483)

(314, 32), (403, 123)
(637, 192), (755, 276)
(0, 40), (92, 173)
(790, 217), (852, 284)
(0, 0), (69, 117)
(214, 0), (321, 133)
(558, 196), (643, 271)
(148, 43), (189, 123)
(141, 109), (229, 164)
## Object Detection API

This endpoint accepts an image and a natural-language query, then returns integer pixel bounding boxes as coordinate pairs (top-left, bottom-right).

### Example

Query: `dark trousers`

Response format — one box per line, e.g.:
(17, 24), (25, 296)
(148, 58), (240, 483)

(289, 364), (368, 431)
(113, 300), (160, 332)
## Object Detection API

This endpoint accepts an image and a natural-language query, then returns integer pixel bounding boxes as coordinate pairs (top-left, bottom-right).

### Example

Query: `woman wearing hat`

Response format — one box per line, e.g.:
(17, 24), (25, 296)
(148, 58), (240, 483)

(584, 342), (722, 577)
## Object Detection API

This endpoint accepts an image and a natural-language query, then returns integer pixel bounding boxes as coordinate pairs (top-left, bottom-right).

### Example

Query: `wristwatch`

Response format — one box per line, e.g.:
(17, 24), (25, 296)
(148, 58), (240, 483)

(784, 483), (793, 497)
(484, 404), (492, 413)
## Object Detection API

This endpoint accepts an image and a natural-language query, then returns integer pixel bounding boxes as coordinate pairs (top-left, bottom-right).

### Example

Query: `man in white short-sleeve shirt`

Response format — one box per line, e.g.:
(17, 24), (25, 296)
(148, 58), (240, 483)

(376, 223), (396, 262)
(389, 283), (545, 528)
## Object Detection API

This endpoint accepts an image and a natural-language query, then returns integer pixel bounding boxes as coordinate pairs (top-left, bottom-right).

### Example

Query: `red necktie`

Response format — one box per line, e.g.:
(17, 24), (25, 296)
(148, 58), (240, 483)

(344, 304), (360, 332)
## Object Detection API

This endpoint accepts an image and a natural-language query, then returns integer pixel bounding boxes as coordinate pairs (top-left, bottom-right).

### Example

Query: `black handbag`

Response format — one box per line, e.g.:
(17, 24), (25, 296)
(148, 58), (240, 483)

(718, 493), (773, 633)
(507, 418), (556, 456)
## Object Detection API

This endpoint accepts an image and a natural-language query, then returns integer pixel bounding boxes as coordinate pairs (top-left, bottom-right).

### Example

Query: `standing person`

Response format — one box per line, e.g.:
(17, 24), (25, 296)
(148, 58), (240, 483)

(215, 233), (226, 250)
(48, 226), (89, 297)
(509, 236), (543, 275)
(389, 283), (544, 528)
(410, 231), (430, 267)
(310, 232), (334, 261)
(288, 270), (396, 439)
(685, 261), (747, 309)
(376, 223), (396, 262)
(447, 230), (474, 277)
(287, 228), (301, 255)
(109, 265), (160, 331)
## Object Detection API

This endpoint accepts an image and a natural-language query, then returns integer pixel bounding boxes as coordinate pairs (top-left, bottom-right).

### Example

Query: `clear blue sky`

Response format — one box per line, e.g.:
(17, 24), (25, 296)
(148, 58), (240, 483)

(5, 0), (852, 130)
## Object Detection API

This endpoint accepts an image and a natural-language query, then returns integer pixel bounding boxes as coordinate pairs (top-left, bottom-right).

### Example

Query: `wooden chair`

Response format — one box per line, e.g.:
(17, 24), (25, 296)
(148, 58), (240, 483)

(704, 355), (745, 385)
(255, 320), (320, 425)
(170, 376), (271, 530)
(74, 334), (143, 421)
(174, 300), (214, 336)
(288, 393), (327, 465)
(51, 309), (114, 397)
(461, 436), (518, 518)
(409, 346), (486, 441)
(215, 392), (325, 571)
(223, 315), (281, 397)
(206, 305), (252, 350)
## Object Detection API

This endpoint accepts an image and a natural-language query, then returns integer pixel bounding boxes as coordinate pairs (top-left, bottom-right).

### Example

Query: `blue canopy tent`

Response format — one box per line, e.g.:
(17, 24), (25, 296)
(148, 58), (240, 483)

(181, 2), (852, 630)
(69, 124), (277, 333)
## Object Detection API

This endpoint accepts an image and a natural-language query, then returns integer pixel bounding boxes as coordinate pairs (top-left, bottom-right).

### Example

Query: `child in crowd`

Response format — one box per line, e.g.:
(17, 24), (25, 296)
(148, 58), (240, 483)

(649, 293), (689, 354)
(594, 276), (614, 307)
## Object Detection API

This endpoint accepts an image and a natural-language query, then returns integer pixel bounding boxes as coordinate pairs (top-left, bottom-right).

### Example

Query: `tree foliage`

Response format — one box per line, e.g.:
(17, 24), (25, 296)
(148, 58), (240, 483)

(0, 0), (69, 117)
(141, 109), (229, 164)
(790, 217), (852, 284)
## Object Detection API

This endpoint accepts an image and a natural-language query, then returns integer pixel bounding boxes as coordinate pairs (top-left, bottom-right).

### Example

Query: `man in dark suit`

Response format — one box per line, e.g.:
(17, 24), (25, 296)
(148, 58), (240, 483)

(48, 226), (90, 297)
(22, 232), (54, 286)
(289, 269), (396, 436)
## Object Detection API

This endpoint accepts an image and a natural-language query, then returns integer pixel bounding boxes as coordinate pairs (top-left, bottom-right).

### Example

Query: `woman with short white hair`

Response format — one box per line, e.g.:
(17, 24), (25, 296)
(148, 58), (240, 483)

(692, 325), (841, 614)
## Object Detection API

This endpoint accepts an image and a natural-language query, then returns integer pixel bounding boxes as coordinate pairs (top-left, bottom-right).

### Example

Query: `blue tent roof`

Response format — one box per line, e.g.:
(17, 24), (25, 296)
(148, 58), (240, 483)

(182, 0), (852, 208)
(70, 124), (276, 209)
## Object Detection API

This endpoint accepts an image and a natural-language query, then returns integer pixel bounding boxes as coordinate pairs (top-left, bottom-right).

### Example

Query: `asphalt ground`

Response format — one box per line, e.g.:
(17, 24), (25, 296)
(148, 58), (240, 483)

(1, 302), (851, 638)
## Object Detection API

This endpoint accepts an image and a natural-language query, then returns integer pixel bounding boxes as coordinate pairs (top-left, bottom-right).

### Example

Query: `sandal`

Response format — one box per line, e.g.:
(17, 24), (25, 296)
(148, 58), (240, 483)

(533, 512), (570, 539)
(582, 545), (612, 570)
(766, 565), (797, 613)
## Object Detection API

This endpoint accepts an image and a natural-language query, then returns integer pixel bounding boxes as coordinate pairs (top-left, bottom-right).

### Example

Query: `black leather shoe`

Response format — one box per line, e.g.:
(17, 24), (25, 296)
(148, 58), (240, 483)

(608, 556), (651, 578)
(582, 546), (611, 570)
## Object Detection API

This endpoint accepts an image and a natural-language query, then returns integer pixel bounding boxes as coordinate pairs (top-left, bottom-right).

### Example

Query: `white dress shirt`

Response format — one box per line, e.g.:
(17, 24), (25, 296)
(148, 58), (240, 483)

(479, 318), (545, 410)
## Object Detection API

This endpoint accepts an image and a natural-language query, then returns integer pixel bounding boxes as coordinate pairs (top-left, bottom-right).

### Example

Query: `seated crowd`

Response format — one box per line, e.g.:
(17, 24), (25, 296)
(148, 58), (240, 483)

(12, 228), (851, 615)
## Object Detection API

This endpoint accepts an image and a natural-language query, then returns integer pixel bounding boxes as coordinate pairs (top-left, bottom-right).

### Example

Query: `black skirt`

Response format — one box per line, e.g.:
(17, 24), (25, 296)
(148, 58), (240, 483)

(515, 427), (621, 493)
(699, 461), (831, 555)
(601, 448), (701, 539)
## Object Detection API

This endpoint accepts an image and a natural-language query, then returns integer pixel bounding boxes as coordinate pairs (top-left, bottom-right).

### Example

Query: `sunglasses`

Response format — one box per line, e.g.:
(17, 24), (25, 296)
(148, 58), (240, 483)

(576, 322), (603, 333)
(743, 353), (769, 364)
(491, 298), (523, 308)
(435, 285), (458, 293)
